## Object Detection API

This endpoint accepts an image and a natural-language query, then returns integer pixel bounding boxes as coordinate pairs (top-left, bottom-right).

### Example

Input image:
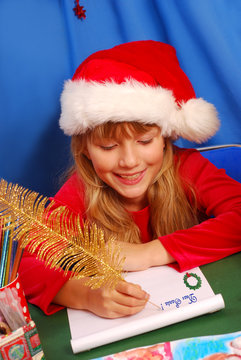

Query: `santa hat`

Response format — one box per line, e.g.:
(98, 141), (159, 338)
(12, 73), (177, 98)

(59, 40), (219, 143)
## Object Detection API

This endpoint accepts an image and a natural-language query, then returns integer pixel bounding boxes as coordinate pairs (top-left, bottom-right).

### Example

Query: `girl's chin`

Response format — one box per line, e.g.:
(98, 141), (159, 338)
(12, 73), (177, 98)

(117, 192), (147, 210)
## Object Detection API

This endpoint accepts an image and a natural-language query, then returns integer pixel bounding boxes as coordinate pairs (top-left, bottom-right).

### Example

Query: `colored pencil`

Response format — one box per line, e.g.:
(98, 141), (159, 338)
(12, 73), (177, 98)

(9, 241), (23, 284)
(0, 222), (11, 288)
(8, 239), (18, 283)
(0, 217), (3, 259)
(4, 230), (13, 286)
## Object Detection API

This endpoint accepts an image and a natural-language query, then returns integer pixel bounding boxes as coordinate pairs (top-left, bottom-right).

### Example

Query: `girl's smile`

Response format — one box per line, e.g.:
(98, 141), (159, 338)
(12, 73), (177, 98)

(114, 169), (146, 184)
(86, 127), (165, 211)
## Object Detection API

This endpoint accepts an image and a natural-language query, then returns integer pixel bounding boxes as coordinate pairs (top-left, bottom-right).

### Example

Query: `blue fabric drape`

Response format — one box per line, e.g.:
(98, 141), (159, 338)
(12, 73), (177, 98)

(0, 0), (240, 195)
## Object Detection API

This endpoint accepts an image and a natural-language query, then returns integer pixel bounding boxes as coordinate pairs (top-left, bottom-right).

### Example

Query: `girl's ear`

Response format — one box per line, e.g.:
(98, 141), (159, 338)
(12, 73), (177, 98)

(83, 147), (91, 160)
(83, 145), (91, 161)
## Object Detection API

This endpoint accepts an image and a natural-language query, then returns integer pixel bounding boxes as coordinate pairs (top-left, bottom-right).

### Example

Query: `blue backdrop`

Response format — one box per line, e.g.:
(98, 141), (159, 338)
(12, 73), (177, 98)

(0, 0), (240, 196)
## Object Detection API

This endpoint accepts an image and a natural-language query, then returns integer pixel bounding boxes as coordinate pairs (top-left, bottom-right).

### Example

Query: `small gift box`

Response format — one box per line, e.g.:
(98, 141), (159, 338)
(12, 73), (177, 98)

(0, 320), (45, 360)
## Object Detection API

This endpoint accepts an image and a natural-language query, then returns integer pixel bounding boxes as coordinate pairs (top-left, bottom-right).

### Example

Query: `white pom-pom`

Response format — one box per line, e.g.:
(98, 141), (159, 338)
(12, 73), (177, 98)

(173, 98), (220, 143)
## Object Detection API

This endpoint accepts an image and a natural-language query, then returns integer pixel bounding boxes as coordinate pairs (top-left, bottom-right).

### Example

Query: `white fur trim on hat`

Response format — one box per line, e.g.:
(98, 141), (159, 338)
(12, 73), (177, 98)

(59, 79), (219, 143)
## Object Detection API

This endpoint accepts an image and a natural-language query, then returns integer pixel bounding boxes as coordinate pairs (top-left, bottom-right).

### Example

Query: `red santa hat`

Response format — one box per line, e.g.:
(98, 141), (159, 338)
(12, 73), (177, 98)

(59, 40), (219, 143)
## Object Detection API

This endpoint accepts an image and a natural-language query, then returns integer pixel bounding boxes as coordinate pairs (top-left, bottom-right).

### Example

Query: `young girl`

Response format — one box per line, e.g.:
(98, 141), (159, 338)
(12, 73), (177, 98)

(19, 40), (241, 319)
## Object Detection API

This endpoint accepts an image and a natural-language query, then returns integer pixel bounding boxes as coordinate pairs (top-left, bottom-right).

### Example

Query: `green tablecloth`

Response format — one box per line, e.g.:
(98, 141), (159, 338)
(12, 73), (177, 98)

(29, 253), (241, 360)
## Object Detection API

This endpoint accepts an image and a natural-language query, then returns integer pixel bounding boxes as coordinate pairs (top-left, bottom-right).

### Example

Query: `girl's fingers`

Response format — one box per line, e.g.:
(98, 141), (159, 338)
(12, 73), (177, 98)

(111, 281), (149, 315)
(112, 302), (147, 318)
(114, 289), (148, 308)
(116, 280), (149, 301)
(106, 292), (148, 318)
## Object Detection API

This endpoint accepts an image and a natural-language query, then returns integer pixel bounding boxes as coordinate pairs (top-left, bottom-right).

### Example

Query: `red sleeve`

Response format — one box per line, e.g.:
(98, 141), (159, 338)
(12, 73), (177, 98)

(19, 173), (86, 315)
(160, 149), (241, 272)
(19, 252), (69, 315)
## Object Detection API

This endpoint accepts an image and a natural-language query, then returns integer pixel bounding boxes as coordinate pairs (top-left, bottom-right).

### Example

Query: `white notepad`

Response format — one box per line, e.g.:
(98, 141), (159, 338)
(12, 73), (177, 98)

(67, 266), (224, 354)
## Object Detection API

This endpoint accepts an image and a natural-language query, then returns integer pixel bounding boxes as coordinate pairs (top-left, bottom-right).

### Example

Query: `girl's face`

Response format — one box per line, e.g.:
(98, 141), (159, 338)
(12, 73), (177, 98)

(85, 125), (165, 211)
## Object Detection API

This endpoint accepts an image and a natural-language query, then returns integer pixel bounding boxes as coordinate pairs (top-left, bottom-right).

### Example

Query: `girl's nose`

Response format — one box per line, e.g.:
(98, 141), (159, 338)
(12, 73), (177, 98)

(119, 144), (140, 168)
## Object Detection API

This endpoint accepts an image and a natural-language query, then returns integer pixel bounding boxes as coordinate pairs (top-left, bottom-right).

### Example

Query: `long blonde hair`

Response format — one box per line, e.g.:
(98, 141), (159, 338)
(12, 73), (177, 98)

(71, 122), (198, 243)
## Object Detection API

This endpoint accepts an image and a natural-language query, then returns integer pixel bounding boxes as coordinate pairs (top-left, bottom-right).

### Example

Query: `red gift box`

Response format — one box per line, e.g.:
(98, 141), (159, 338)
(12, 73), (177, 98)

(0, 320), (45, 360)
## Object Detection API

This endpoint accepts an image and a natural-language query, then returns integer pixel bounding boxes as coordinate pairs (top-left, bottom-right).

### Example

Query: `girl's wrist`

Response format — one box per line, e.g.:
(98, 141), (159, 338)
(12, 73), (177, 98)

(53, 278), (89, 310)
(146, 239), (175, 267)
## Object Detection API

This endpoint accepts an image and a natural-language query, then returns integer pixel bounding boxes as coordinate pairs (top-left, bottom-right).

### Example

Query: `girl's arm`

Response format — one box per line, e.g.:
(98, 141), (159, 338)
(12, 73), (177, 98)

(161, 150), (241, 272)
(115, 240), (175, 271)
(19, 250), (149, 318)
(52, 278), (150, 319)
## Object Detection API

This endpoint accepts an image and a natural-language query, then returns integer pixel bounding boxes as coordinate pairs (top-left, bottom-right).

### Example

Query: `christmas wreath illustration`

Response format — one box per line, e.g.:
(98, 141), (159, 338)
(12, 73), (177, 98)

(183, 272), (202, 290)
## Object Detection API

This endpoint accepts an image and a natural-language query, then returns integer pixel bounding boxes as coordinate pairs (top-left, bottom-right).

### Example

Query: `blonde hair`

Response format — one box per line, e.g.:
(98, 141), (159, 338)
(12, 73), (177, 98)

(71, 122), (198, 243)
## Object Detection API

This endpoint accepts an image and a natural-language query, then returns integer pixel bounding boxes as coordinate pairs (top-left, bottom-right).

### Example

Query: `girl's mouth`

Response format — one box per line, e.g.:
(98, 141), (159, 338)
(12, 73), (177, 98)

(119, 173), (140, 180)
(115, 170), (146, 184)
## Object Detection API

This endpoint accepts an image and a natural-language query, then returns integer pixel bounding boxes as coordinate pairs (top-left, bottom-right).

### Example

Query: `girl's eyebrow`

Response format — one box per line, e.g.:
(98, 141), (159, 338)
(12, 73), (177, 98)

(136, 129), (158, 137)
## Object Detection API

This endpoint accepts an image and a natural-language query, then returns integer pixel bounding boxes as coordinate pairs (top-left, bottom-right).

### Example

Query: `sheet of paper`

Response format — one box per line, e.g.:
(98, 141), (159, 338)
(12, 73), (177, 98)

(67, 266), (225, 354)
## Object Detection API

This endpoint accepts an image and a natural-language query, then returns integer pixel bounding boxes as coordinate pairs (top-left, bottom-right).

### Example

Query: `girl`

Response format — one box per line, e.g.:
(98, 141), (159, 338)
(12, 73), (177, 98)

(19, 40), (241, 319)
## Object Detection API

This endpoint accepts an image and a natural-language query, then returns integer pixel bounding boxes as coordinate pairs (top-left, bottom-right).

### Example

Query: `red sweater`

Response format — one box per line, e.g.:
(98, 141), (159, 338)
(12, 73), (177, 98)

(19, 147), (241, 314)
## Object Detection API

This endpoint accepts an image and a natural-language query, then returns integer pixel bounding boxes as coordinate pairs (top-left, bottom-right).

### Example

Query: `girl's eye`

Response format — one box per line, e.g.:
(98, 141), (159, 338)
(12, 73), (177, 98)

(100, 144), (117, 151)
(139, 138), (153, 145)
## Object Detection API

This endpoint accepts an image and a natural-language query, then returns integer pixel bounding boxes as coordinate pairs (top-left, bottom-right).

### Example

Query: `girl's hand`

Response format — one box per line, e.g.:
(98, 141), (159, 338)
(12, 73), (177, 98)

(84, 280), (149, 318)
(53, 278), (149, 319)
(115, 239), (175, 271)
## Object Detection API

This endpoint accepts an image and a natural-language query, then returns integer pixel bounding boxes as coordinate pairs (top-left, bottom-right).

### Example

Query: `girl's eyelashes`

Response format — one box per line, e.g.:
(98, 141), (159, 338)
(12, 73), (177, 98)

(99, 138), (153, 149)
(99, 144), (117, 150)
(138, 138), (153, 145)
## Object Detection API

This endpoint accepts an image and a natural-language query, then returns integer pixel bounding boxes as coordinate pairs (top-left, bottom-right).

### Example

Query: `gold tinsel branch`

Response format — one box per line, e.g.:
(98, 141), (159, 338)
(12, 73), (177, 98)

(0, 179), (124, 289)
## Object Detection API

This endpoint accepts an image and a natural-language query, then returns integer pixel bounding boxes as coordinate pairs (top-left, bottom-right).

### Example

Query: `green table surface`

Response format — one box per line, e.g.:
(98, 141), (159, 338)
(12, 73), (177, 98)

(29, 253), (241, 360)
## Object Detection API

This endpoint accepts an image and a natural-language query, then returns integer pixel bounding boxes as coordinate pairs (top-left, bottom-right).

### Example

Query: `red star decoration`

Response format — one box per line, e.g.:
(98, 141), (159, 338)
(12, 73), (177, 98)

(73, 0), (86, 20)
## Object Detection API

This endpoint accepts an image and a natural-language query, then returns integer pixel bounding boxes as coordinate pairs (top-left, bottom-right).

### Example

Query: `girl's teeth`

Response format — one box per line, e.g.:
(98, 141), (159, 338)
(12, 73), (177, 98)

(120, 173), (140, 180)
